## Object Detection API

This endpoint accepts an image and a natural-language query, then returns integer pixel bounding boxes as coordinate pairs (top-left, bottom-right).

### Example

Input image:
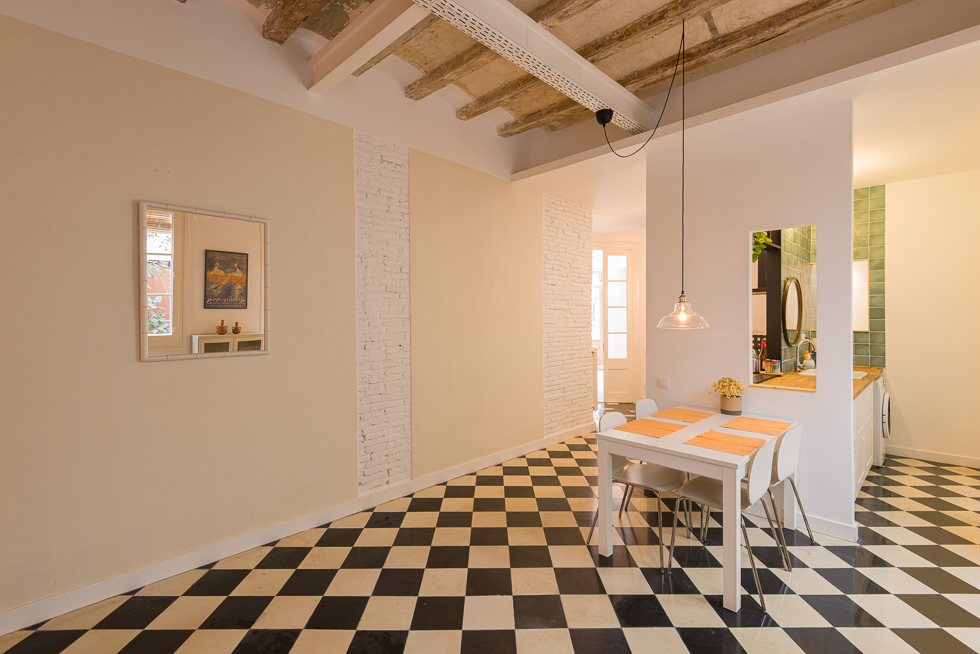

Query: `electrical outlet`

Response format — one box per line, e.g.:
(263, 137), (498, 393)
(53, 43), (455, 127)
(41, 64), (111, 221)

(657, 378), (670, 390)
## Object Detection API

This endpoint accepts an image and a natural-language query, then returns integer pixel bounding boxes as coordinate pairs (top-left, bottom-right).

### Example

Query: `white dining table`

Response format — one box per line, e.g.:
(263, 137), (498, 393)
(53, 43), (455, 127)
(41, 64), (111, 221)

(596, 405), (801, 613)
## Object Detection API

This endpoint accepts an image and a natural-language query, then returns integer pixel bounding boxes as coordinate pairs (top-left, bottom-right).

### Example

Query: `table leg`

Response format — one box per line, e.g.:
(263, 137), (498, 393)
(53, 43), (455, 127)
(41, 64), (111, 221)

(722, 466), (742, 612)
(597, 439), (613, 557)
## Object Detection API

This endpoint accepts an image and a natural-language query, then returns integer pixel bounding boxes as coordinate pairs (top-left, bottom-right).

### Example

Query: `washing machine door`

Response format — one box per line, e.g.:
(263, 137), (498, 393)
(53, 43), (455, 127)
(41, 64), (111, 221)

(881, 391), (891, 440)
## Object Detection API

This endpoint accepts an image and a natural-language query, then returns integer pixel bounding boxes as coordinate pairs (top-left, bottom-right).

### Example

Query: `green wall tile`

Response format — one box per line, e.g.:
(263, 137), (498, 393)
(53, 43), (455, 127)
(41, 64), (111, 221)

(855, 355), (871, 367)
(870, 271), (885, 284)
(869, 246), (886, 259)
(854, 188), (870, 200)
(870, 259), (885, 271)
(870, 212), (886, 226)
(854, 235), (869, 248)
(871, 344), (886, 357)
(870, 319), (885, 332)
(870, 196), (886, 210)
(854, 199), (870, 212)
(869, 234), (885, 247)
(854, 332), (870, 343)
(854, 247), (869, 260)
(870, 308), (885, 320)
(854, 344), (870, 356)
(854, 211), (870, 224)
(870, 332), (886, 344)
(870, 185), (886, 197)
(869, 283), (885, 295)
(870, 356), (887, 367)
(870, 295), (885, 308)
(855, 224), (870, 236)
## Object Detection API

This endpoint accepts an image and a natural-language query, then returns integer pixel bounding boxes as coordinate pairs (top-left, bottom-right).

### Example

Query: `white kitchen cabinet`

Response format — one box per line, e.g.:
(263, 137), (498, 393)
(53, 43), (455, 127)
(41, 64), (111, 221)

(853, 383), (875, 498)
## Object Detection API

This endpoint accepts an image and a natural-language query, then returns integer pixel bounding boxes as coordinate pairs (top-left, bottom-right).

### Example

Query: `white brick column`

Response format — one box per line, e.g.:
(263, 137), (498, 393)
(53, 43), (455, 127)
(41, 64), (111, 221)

(354, 131), (412, 495)
(542, 194), (594, 437)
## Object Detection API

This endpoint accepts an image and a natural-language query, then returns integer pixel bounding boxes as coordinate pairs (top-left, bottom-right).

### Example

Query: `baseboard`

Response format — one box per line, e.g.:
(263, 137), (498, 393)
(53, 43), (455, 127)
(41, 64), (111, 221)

(0, 422), (595, 637)
(802, 513), (858, 543)
(885, 444), (980, 470)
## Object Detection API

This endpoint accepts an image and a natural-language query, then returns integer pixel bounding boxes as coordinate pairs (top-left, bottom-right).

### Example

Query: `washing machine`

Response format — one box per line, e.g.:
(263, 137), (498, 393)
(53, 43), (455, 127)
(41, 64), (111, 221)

(873, 377), (890, 467)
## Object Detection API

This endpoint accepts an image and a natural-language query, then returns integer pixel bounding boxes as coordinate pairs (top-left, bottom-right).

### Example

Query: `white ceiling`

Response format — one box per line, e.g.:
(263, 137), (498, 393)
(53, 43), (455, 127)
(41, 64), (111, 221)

(518, 35), (980, 235)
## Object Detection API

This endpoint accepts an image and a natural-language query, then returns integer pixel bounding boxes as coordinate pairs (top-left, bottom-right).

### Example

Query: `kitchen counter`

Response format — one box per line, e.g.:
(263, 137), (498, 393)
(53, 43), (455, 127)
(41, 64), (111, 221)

(751, 366), (883, 399)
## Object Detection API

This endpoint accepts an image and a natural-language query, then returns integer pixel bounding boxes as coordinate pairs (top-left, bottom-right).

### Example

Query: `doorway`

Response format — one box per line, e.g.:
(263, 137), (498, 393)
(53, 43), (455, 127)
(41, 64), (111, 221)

(592, 246), (640, 403)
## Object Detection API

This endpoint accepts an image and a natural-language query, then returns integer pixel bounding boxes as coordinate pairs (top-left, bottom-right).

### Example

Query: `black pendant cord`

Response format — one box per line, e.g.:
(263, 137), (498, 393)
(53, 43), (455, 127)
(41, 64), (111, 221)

(681, 21), (686, 296)
(601, 29), (686, 159)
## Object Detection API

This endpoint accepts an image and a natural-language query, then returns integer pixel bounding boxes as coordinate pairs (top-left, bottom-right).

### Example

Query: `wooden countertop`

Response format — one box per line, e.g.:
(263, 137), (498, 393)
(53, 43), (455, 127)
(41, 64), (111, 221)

(751, 367), (883, 399)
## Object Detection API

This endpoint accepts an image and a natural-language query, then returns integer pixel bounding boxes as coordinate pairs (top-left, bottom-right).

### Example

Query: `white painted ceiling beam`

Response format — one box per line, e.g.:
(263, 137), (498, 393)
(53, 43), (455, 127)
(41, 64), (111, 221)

(309, 0), (430, 95)
(410, 0), (652, 133)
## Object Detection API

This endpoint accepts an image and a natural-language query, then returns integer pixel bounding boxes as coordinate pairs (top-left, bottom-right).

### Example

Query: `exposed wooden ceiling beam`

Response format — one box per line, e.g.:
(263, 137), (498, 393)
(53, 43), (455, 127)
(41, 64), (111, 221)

(352, 14), (440, 76)
(263, 0), (327, 45)
(309, 0), (431, 94)
(404, 0), (602, 101)
(495, 0), (883, 137)
(455, 0), (729, 121)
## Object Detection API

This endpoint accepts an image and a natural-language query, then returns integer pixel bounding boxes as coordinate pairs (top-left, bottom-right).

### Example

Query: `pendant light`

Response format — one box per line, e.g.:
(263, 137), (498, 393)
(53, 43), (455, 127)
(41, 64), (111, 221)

(656, 22), (709, 330)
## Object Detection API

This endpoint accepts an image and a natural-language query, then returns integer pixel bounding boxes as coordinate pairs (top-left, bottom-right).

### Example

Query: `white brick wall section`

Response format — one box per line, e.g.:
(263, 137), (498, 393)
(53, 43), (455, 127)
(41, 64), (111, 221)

(354, 131), (412, 496)
(542, 194), (594, 436)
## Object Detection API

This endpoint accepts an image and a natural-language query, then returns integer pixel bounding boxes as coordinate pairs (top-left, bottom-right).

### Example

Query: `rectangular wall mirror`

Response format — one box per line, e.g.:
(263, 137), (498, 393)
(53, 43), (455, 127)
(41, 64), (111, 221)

(140, 201), (269, 362)
(750, 225), (817, 391)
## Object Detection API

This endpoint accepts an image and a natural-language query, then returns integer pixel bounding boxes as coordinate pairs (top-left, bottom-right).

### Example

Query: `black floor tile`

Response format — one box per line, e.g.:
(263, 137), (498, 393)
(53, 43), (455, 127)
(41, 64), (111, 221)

(460, 630), (516, 654)
(707, 595), (776, 628)
(898, 594), (980, 627)
(117, 630), (193, 654)
(506, 512), (543, 527)
(569, 628), (631, 654)
(784, 627), (861, 654)
(513, 595), (567, 629)
(893, 628), (978, 654)
(393, 528), (435, 547)
(905, 545), (980, 568)
(343, 547), (391, 569)
(509, 546), (552, 568)
(588, 545), (637, 568)
(93, 596), (176, 629)
(366, 513), (406, 529)
(856, 527), (896, 546)
(741, 568), (793, 596)
(643, 567), (700, 594)
(231, 629), (300, 654)
(854, 511), (899, 527)
(470, 527), (509, 546)
(199, 597), (272, 630)
(307, 596), (369, 630)
(278, 569), (336, 596)
(473, 498), (506, 512)
(608, 594), (671, 627)
(5, 630), (85, 654)
(436, 512), (473, 528)
(372, 569), (424, 596)
(466, 568), (512, 595)
(666, 546), (721, 568)
(183, 569), (250, 596)
(802, 595), (884, 627)
(317, 529), (362, 547)
(503, 486), (535, 498)
(543, 527), (585, 546)
(346, 630), (408, 654)
(408, 498), (443, 512)
(425, 546), (469, 568)
(855, 497), (901, 511)
(676, 627), (744, 654)
(909, 511), (971, 527)
(825, 546), (893, 568)
(906, 526), (974, 545)
(900, 567), (980, 594)
(816, 568), (890, 594)
(554, 568), (606, 594)
(409, 597), (465, 630)
(256, 547), (311, 569)
(444, 486), (475, 498)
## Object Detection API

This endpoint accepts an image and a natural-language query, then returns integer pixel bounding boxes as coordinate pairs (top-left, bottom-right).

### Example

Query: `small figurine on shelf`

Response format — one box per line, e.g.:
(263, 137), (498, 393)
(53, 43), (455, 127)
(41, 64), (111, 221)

(232, 322), (242, 334)
(216, 320), (228, 335)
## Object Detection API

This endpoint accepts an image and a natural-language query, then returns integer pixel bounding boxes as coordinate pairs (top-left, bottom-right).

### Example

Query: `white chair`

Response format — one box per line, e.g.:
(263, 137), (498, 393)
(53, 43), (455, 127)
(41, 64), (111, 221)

(764, 426), (815, 571)
(666, 438), (779, 612)
(635, 398), (659, 420)
(589, 411), (686, 571)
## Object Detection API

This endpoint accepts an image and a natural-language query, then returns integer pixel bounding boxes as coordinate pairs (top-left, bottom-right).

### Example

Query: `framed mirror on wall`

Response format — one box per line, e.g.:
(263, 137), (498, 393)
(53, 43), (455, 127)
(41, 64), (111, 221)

(139, 201), (270, 362)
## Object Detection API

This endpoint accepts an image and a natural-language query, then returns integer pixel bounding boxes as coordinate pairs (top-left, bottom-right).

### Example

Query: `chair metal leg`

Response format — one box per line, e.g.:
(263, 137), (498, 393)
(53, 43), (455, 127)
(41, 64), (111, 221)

(700, 505), (708, 543)
(619, 485), (634, 518)
(741, 517), (767, 612)
(761, 495), (791, 571)
(767, 488), (792, 571)
(654, 490), (665, 572)
(685, 501), (693, 539)
(788, 477), (816, 545)
(666, 498), (681, 574)
(586, 512), (598, 545)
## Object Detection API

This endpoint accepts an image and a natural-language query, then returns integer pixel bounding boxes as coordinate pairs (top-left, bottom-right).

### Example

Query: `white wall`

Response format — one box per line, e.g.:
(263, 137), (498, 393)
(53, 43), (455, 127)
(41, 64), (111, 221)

(885, 169), (980, 466)
(647, 101), (857, 539)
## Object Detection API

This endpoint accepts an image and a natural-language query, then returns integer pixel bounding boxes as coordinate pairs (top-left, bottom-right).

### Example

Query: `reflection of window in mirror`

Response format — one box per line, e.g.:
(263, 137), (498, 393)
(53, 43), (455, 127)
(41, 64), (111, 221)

(145, 209), (184, 354)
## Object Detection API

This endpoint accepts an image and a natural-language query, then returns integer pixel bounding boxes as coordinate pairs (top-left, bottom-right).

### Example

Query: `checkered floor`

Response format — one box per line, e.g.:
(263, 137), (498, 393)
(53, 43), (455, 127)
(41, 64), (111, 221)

(5, 435), (980, 654)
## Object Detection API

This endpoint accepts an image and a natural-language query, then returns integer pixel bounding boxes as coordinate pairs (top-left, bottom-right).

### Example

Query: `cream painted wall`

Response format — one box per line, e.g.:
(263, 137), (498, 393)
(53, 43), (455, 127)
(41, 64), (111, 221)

(647, 102), (858, 538)
(885, 169), (980, 464)
(410, 151), (545, 479)
(0, 15), (357, 612)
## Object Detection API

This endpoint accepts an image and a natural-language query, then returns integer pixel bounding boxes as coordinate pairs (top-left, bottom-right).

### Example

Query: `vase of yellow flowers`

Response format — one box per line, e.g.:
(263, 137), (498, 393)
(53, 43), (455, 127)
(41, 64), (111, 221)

(711, 377), (745, 415)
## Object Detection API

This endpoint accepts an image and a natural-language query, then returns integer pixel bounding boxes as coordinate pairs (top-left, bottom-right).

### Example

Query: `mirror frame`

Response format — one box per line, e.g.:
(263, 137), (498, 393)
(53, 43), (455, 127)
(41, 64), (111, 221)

(781, 276), (803, 348)
(139, 201), (270, 362)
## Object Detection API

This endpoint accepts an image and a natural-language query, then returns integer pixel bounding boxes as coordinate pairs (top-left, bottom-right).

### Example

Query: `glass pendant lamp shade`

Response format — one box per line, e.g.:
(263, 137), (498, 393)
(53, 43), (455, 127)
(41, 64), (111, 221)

(657, 294), (710, 330)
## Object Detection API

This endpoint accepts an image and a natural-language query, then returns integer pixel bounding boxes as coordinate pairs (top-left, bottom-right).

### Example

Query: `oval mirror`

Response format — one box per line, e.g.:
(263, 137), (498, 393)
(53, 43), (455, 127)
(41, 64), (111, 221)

(782, 277), (803, 347)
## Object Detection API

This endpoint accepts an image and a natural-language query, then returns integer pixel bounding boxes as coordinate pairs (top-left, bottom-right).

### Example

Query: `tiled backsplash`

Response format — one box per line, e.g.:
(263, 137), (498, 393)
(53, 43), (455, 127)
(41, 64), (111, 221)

(854, 185), (886, 368)
(780, 225), (817, 372)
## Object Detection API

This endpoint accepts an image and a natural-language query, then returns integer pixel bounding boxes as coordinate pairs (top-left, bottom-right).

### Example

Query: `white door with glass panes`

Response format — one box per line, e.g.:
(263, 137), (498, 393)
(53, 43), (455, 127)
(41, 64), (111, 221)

(603, 250), (634, 403)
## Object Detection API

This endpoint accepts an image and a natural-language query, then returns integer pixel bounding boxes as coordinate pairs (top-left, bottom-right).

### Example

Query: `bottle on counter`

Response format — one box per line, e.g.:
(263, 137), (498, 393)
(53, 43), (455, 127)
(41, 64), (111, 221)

(760, 339), (768, 372)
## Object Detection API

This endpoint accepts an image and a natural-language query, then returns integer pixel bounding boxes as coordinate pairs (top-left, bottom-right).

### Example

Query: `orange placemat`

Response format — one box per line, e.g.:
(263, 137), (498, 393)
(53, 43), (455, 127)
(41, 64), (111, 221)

(721, 417), (792, 436)
(685, 430), (766, 456)
(614, 419), (686, 438)
(653, 408), (716, 423)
